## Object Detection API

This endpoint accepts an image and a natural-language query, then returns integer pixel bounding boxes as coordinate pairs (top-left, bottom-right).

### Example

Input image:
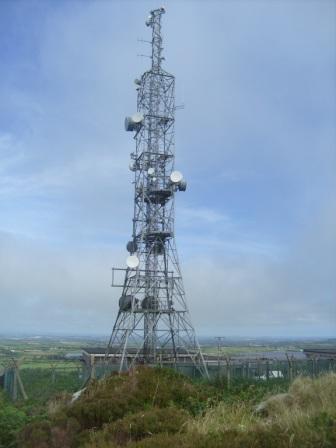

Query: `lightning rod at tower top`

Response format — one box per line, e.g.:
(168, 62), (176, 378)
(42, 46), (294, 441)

(106, 7), (208, 378)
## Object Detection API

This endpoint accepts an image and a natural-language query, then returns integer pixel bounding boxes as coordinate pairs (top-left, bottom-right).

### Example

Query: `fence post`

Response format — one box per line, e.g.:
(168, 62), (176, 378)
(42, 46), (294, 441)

(312, 357), (317, 378)
(286, 353), (293, 382)
(12, 368), (17, 401)
(225, 357), (231, 389)
(51, 363), (56, 384)
(266, 360), (270, 381)
(90, 355), (96, 380)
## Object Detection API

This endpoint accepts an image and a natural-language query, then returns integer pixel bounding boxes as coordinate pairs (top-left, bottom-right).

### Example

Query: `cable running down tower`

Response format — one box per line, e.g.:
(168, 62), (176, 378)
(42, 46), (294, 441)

(106, 7), (208, 377)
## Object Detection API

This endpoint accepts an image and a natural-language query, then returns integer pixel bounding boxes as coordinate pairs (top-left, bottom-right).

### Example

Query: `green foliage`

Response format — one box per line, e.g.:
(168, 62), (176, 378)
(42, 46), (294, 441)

(17, 416), (82, 448)
(20, 368), (82, 404)
(17, 420), (52, 448)
(0, 367), (82, 448)
(85, 407), (189, 446)
(211, 376), (290, 404)
(126, 432), (251, 448)
(185, 373), (336, 448)
(67, 367), (214, 431)
(0, 391), (28, 448)
(14, 369), (336, 448)
(17, 367), (213, 447)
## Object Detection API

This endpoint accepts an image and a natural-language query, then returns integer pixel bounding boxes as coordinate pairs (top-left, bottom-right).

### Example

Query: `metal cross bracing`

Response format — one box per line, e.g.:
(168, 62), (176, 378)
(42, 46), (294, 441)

(106, 7), (208, 378)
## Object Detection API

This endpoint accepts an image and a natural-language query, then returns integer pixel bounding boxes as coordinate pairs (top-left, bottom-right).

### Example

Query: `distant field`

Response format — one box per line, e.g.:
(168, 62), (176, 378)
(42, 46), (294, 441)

(202, 345), (284, 356)
(1, 336), (335, 369)
(19, 360), (80, 370)
(0, 336), (104, 371)
(201, 338), (336, 357)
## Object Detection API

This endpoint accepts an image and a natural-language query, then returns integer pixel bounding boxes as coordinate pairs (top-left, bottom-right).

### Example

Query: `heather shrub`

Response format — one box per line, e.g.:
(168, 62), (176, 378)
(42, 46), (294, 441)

(0, 391), (28, 448)
(126, 431), (254, 448)
(17, 420), (52, 448)
(212, 376), (289, 405)
(17, 366), (212, 447)
(16, 370), (336, 448)
(17, 416), (81, 448)
(86, 407), (189, 446)
(67, 367), (213, 430)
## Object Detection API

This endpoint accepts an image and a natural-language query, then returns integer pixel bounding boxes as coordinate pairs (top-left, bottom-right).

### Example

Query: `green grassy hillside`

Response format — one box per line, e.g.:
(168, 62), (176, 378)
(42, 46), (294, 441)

(11, 367), (336, 448)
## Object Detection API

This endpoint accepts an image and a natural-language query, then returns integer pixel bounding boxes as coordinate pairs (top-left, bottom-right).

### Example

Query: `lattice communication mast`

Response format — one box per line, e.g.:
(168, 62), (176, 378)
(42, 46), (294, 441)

(106, 7), (208, 377)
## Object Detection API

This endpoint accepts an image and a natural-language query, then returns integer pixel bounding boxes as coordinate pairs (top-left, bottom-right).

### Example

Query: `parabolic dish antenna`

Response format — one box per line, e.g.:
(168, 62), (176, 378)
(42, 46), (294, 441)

(148, 167), (155, 176)
(170, 170), (183, 184)
(126, 240), (138, 253)
(125, 113), (144, 131)
(145, 15), (152, 26)
(126, 255), (140, 269)
(132, 112), (144, 123)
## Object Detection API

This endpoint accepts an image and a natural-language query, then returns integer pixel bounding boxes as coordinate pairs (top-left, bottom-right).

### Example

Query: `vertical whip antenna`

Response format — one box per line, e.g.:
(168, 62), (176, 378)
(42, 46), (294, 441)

(146, 7), (165, 72)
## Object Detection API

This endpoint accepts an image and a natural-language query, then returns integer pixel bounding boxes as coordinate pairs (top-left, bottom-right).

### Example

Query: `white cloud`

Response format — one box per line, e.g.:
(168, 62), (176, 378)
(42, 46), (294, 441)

(0, 0), (334, 337)
(180, 206), (230, 226)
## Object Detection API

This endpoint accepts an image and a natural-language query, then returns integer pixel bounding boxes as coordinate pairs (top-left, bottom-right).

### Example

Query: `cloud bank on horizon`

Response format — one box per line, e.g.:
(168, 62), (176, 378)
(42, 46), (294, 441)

(0, 0), (335, 338)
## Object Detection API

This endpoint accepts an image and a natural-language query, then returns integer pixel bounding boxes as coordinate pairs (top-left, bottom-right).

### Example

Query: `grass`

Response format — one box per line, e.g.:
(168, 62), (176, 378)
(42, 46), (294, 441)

(2, 336), (336, 447)
(185, 373), (336, 447)
(13, 367), (336, 448)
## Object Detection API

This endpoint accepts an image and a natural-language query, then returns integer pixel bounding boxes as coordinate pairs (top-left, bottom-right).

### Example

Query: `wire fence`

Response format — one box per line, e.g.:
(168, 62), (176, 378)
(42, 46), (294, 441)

(205, 357), (336, 381)
(1, 356), (335, 401)
(1, 361), (83, 401)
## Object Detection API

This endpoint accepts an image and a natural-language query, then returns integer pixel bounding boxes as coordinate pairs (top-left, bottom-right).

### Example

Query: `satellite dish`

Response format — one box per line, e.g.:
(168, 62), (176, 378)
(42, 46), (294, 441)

(119, 295), (138, 311)
(132, 112), (144, 123)
(125, 117), (132, 131)
(125, 113), (144, 131)
(126, 240), (138, 253)
(178, 180), (187, 191)
(148, 167), (155, 176)
(145, 15), (152, 26)
(126, 255), (139, 269)
(170, 170), (183, 184)
(119, 295), (133, 311)
(141, 296), (159, 310)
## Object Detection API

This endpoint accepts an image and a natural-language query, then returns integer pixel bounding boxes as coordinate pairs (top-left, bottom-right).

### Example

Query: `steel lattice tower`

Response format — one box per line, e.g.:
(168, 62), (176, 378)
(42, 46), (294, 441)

(106, 7), (208, 377)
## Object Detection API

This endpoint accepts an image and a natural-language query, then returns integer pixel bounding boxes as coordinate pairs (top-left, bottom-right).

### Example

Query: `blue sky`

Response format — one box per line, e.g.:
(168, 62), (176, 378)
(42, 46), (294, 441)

(0, 0), (335, 338)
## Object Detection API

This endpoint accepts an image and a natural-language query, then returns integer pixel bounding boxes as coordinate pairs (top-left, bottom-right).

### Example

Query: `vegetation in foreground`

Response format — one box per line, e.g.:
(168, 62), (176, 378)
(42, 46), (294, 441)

(2, 367), (332, 448)
(0, 391), (28, 448)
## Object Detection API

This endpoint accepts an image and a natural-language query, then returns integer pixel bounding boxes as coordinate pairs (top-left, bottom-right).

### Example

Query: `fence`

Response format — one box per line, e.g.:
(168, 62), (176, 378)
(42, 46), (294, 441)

(1, 355), (335, 401)
(1, 360), (83, 401)
(205, 357), (336, 382)
(82, 353), (336, 382)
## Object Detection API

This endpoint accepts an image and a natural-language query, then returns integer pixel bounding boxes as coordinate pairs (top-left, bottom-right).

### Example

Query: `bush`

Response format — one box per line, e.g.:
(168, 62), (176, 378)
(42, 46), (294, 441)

(18, 367), (213, 447)
(211, 376), (289, 405)
(17, 420), (52, 448)
(17, 416), (81, 448)
(67, 367), (214, 430)
(16, 369), (336, 448)
(86, 407), (189, 446)
(0, 391), (28, 448)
